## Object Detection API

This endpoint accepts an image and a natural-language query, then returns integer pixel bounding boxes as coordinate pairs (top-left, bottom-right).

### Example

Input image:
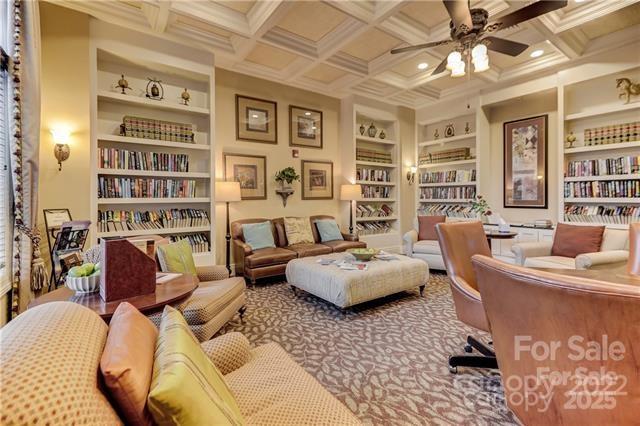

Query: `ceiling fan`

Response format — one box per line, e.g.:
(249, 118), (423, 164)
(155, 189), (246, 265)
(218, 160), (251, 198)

(390, 0), (568, 76)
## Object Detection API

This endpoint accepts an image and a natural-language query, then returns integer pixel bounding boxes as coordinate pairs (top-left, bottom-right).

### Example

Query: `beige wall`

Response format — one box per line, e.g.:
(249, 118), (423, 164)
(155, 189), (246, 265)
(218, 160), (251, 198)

(483, 91), (559, 223)
(38, 3), (91, 265)
(214, 69), (342, 265)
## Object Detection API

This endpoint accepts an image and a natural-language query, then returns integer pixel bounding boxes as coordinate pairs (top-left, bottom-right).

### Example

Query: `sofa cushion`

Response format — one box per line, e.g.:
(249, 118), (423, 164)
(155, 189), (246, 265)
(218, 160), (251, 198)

(322, 239), (367, 253)
(601, 228), (629, 251)
(243, 221), (277, 251)
(245, 247), (298, 268)
(156, 239), (197, 275)
(286, 243), (332, 257)
(315, 219), (344, 242)
(418, 215), (446, 241)
(101, 302), (158, 426)
(412, 240), (442, 255)
(284, 217), (315, 245)
(225, 342), (360, 425)
(0, 302), (122, 425)
(551, 223), (604, 258)
(177, 277), (246, 325)
(524, 256), (576, 269)
(148, 306), (244, 425)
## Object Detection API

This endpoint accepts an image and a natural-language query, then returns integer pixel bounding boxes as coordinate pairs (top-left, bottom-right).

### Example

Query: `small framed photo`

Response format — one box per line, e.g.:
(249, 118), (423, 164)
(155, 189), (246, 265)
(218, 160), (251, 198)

(301, 160), (333, 200)
(224, 153), (267, 200)
(236, 95), (278, 144)
(290, 105), (322, 149)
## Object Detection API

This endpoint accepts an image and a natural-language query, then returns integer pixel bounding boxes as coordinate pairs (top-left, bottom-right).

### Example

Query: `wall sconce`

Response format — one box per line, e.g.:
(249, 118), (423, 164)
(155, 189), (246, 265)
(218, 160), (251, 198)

(51, 128), (71, 171)
(406, 166), (417, 185)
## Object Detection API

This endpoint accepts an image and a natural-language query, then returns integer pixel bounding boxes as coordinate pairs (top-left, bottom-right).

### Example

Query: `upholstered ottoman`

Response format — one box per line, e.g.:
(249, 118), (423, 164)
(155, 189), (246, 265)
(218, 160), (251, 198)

(286, 252), (428, 308)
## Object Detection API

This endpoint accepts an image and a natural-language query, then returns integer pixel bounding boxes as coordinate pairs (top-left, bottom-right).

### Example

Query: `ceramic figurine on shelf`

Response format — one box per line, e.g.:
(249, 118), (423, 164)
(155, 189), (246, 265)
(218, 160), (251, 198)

(116, 74), (132, 95)
(359, 123), (366, 135)
(145, 78), (164, 101)
(616, 77), (640, 104)
(445, 123), (455, 138)
(465, 122), (470, 134)
(181, 88), (190, 106)
(367, 123), (377, 138)
(565, 131), (577, 148)
(434, 129), (439, 139)
(379, 129), (386, 140)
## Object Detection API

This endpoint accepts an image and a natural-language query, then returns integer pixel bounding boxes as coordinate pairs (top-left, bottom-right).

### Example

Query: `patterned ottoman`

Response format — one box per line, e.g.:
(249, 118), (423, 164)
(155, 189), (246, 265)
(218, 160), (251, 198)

(285, 252), (428, 308)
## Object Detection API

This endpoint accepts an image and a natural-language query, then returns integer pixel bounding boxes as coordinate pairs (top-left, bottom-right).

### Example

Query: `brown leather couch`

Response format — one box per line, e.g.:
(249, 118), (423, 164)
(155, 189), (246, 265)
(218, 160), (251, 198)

(232, 215), (366, 285)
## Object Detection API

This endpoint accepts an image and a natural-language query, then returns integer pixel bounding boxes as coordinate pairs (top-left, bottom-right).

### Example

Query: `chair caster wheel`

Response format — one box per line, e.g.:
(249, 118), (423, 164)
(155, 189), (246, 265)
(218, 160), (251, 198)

(448, 365), (458, 374)
(464, 344), (473, 353)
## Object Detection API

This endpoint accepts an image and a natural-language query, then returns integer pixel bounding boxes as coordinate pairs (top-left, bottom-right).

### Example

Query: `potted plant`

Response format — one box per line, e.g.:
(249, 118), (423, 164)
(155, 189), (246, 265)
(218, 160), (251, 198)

(275, 167), (300, 190)
(471, 195), (508, 229)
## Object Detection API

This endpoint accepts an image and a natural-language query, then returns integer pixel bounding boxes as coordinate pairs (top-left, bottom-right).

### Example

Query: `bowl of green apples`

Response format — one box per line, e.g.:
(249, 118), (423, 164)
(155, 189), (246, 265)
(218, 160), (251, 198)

(66, 262), (101, 294)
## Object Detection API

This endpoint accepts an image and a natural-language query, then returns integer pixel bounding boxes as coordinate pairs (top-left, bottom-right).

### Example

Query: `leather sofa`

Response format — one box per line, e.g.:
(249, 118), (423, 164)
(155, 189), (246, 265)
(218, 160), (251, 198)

(0, 302), (360, 425)
(232, 215), (366, 285)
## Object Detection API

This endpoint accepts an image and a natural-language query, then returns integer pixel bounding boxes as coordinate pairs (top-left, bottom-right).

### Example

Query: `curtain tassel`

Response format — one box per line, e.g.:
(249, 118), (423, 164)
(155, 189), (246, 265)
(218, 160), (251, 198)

(30, 245), (47, 292)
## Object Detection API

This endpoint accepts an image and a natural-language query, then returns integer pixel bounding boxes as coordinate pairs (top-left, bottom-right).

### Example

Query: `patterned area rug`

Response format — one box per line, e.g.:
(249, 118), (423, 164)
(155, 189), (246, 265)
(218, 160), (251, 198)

(220, 273), (517, 425)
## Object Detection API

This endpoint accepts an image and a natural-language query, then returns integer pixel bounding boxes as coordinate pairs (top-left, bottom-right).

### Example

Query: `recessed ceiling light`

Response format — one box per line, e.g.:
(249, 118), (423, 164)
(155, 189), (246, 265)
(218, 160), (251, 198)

(575, 0), (585, 3)
(417, 62), (429, 70)
(530, 49), (544, 58)
(252, 114), (259, 118)
(304, 112), (311, 116)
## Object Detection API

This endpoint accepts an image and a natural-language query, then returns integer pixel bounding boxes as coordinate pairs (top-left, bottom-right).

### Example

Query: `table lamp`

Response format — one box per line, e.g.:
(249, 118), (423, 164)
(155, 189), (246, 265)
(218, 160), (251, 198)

(340, 184), (362, 235)
(216, 181), (241, 274)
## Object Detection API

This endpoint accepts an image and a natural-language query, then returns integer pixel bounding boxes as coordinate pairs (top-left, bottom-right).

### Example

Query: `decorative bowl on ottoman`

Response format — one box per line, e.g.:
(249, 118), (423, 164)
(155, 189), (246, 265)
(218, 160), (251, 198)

(347, 248), (380, 261)
(65, 262), (101, 294)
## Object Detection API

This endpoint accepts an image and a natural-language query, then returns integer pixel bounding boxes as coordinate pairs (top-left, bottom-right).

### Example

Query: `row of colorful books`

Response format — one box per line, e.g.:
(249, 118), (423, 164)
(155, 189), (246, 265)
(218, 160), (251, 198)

(564, 205), (640, 224)
(418, 204), (476, 218)
(355, 221), (392, 235)
(97, 208), (210, 232)
(356, 148), (392, 164)
(566, 156), (640, 177)
(120, 115), (195, 143)
(420, 169), (476, 184)
(98, 177), (197, 199)
(167, 233), (210, 253)
(98, 148), (189, 172)
(419, 147), (471, 165)
(583, 121), (639, 147)
(420, 186), (476, 200)
(357, 168), (392, 182)
(356, 203), (393, 218)
(564, 180), (640, 198)
(362, 186), (391, 199)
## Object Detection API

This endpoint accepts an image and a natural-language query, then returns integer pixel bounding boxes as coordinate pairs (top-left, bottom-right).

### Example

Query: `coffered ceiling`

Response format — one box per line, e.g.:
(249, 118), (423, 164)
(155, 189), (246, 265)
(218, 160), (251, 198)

(52, 0), (640, 108)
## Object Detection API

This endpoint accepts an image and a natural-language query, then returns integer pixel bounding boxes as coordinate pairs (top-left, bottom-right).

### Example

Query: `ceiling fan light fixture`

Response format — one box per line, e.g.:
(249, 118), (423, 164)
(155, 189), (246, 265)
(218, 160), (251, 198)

(451, 61), (466, 77)
(471, 44), (487, 60)
(446, 51), (462, 70)
(473, 56), (490, 72)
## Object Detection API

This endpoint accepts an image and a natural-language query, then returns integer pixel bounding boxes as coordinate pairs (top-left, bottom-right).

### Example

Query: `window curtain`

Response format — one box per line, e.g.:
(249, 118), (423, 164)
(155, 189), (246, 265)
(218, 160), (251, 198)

(10, 0), (45, 316)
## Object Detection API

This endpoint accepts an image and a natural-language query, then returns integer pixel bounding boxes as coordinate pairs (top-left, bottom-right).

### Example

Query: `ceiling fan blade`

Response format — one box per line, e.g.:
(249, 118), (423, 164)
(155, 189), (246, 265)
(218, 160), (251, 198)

(443, 0), (473, 34)
(486, 0), (568, 32)
(390, 40), (453, 54)
(431, 58), (448, 76)
(483, 36), (529, 56)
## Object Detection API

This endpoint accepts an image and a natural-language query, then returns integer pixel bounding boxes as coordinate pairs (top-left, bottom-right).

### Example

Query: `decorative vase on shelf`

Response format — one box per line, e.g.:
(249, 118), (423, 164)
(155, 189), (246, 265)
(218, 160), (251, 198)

(359, 123), (366, 135)
(565, 131), (577, 148)
(434, 129), (439, 140)
(379, 129), (386, 140)
(367, 123), (377, 138)
(465, 122), (470, 134)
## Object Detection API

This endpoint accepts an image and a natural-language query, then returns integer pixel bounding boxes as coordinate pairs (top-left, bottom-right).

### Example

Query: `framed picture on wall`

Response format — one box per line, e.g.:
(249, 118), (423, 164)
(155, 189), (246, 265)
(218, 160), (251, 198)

(301, 160), (333, 200)
(235, 95), (278, 144)
(224, 153), (267, 200)
(289, 105), (323, 149)
(503, 115), (548, 209)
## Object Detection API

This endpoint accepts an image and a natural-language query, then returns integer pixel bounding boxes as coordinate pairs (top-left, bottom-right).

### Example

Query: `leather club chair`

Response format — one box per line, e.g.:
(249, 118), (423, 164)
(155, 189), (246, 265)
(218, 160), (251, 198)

(472, 255), (640, 425)
(628, 222), (640, 276)
(435, 221), (498, 373)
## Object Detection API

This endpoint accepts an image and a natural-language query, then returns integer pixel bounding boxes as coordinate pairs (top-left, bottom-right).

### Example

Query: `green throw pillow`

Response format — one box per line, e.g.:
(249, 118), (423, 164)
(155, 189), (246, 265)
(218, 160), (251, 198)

(156, 240), (197, 275)
(242, 221), (276, 251)
(315, 219), (344, 242)
(147, 306), (244, 426)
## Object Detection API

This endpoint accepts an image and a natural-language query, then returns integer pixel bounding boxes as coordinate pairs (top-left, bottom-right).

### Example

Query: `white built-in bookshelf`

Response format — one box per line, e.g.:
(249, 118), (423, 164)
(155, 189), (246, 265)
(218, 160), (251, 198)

(561, 66), (640, 229)
(90, 47), (215, 265)
(416, 112), (478, 218)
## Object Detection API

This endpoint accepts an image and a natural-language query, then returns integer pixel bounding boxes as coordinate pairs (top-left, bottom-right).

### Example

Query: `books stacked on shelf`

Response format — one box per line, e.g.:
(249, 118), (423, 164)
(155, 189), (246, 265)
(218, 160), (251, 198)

(168, 233), (210, 253)
(362, 186), (391, 199)
(564, 205), (639, 225)
(420, 169), (476, 184)
(419, 147), (471, 165)
(99, 148), (189, 172)
(356, 221), (392, 235)
(97, 208), (210, 232)
(120, 116), (195, 143)
(583, 121), (639, 146)
(566, 156), (640, 177)
(564, 180), (640, 198)
(418, 204), (476, 218)
(356, 148), (392, 164)
(420, 186), (476, 200)
(357, 168), (391, 182)
(98, 177), (197, 198)
(356, 203), (393, 218)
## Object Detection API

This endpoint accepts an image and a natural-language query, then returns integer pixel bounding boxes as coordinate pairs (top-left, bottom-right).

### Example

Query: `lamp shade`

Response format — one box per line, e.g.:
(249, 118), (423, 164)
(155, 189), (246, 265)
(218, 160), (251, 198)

(216, 181), (241, 202)
(340, 184), (363, 201)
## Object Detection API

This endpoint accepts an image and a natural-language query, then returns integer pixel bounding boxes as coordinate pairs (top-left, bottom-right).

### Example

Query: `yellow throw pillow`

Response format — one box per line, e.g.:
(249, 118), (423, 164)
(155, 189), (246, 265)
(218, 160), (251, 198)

(156, 240), (197, 275)
(147, 306), (244, 426)
(284, 217), (314, 245)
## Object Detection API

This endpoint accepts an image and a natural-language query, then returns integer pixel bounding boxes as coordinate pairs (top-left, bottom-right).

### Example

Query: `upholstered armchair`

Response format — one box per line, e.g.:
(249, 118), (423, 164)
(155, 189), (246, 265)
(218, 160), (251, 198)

(403, 217), (446, 270)
(512, 227), (629, 270)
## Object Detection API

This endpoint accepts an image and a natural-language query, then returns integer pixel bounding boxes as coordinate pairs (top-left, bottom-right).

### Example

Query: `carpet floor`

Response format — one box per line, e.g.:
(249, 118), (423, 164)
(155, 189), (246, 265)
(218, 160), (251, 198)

(220, 273), (517, 425)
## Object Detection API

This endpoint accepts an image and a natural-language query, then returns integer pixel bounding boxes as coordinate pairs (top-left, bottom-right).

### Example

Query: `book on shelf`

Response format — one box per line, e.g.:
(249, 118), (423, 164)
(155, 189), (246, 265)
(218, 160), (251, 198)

(99, 147), (189, 172)
(418, 204), (476, 218)
(356, 148), (392, 164)
(98, 177), (197, 198)
(420, 169), (476, 184)
(361, 185), (391, 199)
(582, 121), (639, 147)
(564, 180), (640, 198)
(420, 186), (476, 200)
(97, 208), (210, 233)
(564, 205), (639, 225)
(120, 115), (195, 143)
(356, 203), (393, 218)
(356, 168), (391, 182)
(566, 156), (640, 177)
(356, 221), (392, 235)
(419, 147), (471, 165)
(168, 233), (210, 253)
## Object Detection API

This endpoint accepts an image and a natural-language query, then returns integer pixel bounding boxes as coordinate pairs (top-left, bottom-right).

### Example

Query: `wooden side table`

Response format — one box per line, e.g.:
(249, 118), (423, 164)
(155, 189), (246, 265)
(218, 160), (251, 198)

(485, 230), (518, 250)
(28, 273), (198, 321)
